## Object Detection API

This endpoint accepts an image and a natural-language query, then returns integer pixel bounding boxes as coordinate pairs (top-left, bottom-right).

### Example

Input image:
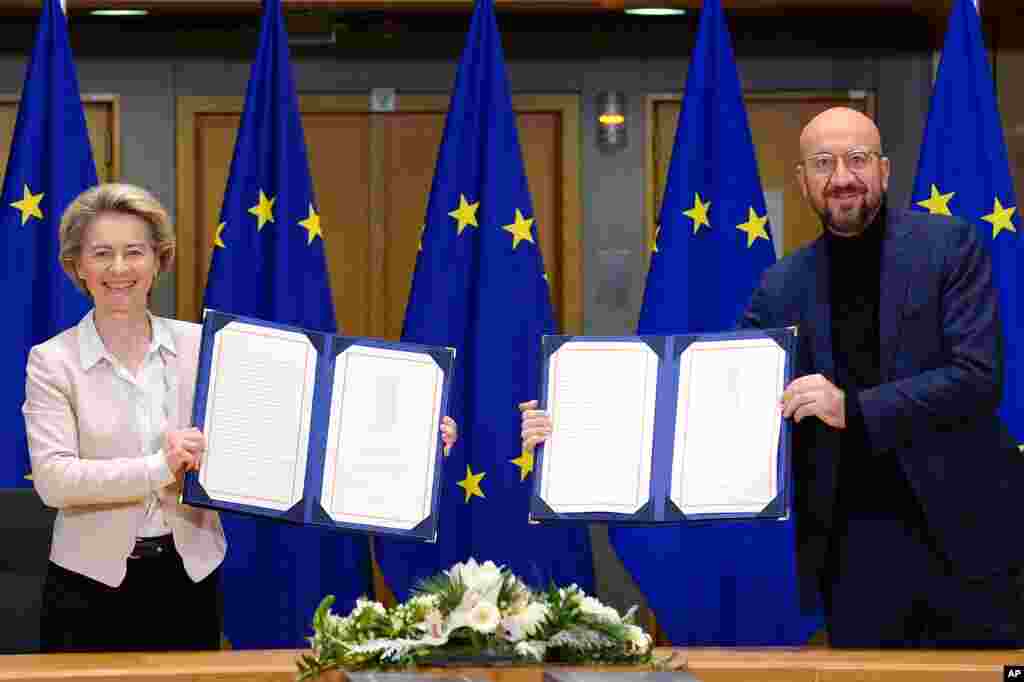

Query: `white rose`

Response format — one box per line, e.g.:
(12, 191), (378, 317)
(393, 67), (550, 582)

(446, 607), (469, 632)
(500, 617), (525, 642)
(354, 598), (387, 617)
(518, 601), (549, 635)
(467, 601), (501, 634)
(449, 558), (505, 604)
(578, 596), (620, 623)
(458, 588), (483, 612)
(410, 594), (440, 610)
(559, 585), (582, 606)
(500, 601), (548, 642)
(514, 640), (546, 661)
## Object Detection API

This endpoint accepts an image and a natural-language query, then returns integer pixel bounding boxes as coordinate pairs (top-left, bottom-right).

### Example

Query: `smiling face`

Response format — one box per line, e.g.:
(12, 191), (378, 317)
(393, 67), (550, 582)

(797, 107), (891, 237)
(74, 211), (159, 320)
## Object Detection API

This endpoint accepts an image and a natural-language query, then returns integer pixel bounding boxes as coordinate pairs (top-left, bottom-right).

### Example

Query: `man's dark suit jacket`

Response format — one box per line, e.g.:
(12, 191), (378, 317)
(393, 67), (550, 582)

(741, 208), (1024, 609)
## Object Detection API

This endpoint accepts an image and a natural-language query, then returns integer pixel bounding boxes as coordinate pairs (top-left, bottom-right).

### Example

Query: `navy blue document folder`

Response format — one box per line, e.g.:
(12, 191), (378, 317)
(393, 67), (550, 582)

(182, 310), (454, 542)
(529, 327), (796, 525)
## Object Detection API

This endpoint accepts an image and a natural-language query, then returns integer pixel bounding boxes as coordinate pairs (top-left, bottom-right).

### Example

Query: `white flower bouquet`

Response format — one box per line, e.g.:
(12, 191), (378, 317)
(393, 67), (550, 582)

(297, 559), (654, 680)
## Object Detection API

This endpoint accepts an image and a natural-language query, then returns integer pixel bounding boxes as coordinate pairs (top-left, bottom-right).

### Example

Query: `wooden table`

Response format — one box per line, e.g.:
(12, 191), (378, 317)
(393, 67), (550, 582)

(1, 647), (1022, 682)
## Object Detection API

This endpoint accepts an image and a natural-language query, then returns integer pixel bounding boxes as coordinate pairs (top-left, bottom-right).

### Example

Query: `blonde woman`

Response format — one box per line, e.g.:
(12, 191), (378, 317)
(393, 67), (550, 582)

(26, 182), (459, 652)
(24, 183), (224, 652)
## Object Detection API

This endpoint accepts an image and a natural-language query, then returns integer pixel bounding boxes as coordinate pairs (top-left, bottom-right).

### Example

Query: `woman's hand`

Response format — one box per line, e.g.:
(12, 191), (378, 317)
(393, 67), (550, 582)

(519, 400), (552, 452)
(164, 427), (206, 475)
(441, 416), (458, 454)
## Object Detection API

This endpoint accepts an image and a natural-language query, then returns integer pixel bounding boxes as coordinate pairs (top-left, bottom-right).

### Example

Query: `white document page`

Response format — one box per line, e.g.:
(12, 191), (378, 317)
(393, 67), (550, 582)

(199, 322), (317, 511)
(671, 337), (785, 516)
(539, 341), (658, 514)
(321, 345), (443, 530)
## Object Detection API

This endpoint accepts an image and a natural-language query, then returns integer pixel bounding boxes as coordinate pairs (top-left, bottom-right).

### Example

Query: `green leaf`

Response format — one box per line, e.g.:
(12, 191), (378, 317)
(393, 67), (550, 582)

(312, 595), (336, 630)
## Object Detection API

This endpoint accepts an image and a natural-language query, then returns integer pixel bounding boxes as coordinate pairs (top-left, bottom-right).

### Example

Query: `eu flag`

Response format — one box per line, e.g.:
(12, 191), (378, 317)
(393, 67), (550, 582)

(608, 0), (821, 645)
(910, 0), (1021, 439)
(201, 0), (370, 648)
(374, 0), (594, 599)
(1, 0), (95, 489)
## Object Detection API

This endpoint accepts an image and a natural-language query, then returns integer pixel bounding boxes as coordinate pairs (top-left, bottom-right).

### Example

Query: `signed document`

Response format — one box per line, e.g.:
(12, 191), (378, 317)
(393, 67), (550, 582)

(671, 336), (786, 517)
(183, 310), (454, 542)
(538, 340), (658, 515)
(198, 321), (316, 512)
(321, 344), (443, 531)
(530, 330), (794, 524)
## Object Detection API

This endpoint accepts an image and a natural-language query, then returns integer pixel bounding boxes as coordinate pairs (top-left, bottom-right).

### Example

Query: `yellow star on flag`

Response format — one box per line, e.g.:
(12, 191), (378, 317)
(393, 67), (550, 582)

(683, 193), (712, 233)
(299, 204), (323, 245)
(213, 222), (226, 248)
(249, 190), (276, 231)
(449, 194), (479, 235)
(503, 209), (535, 249)
(457, 465), (486, 502)
(981, 197), (1016, 239)
(916, 184), (954, 216)
(10, 184), (44, 226)
(650, 224), (661, 253)
(736, 207), (770, 247)
(510, 449), (535, 482)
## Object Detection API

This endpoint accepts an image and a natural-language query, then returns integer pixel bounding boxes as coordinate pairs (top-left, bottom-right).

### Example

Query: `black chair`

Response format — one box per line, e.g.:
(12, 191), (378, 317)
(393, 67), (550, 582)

(0, 487), (57, 654)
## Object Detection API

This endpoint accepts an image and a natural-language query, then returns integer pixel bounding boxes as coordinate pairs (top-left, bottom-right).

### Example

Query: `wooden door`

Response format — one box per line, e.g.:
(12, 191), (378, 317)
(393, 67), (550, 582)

(996, 46), (1024, 220)
(182, 103), (372, 337)
(647, 91), (877, 259)
(177, 94), (582, 338)
(1, 95), (119, 184)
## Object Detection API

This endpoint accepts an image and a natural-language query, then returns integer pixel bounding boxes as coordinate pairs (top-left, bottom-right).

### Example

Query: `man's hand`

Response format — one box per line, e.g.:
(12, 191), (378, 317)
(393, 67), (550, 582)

(441, 416), (458, 454)
(780, 374), (846, 429)
(519, 400), (552, 452)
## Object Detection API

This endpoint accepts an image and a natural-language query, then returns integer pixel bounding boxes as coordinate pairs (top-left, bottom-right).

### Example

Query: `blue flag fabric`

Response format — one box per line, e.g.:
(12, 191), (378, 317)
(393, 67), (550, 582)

(374, 0), (595, 600)
(910, 0), (1021, 439)
(200, 0), (370, 648)
(608, 0), (822, 645)
(1, 0), (95, 489)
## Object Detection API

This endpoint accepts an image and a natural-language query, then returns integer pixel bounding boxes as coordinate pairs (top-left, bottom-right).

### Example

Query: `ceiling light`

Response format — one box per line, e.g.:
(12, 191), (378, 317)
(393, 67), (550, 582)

(625, 7), (687, 16)
(89, 9), (149, 16)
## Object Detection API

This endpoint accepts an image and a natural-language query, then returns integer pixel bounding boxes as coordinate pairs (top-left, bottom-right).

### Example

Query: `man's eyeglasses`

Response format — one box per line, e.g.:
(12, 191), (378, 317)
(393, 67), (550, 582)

(800, 149), (881, 177)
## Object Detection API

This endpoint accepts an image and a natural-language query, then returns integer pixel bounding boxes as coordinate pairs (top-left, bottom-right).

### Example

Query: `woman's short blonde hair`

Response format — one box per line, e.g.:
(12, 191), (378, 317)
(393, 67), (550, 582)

(58, 183), (176, 294)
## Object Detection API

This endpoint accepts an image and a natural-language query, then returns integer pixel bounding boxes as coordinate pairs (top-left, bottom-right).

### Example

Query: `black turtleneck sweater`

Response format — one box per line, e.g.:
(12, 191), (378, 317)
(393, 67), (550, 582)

(825, 211), (883, 395)
(824, 208), (921, 521)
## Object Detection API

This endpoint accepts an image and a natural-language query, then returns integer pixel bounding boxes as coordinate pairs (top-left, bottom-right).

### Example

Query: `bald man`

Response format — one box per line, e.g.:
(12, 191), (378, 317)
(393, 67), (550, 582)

(521, 107), (1024, 647)
(743, 107), (1024, 647)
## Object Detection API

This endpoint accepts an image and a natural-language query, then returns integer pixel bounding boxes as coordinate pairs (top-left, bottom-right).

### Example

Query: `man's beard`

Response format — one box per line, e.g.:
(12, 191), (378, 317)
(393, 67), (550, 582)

(818, 191), (884, 236)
